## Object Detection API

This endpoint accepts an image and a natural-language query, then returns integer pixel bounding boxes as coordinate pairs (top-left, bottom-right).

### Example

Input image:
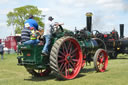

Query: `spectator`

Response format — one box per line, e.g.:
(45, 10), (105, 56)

(0, 42), (4, 60)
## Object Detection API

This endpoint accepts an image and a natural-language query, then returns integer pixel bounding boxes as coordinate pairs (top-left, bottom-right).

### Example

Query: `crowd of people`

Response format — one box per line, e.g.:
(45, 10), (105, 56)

(21, 14), (63, 56)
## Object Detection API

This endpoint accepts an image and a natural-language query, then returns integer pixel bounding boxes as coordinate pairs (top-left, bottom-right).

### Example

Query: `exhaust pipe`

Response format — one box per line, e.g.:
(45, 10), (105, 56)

(86, 12), (93, 32)
(120, 24), (124, 38)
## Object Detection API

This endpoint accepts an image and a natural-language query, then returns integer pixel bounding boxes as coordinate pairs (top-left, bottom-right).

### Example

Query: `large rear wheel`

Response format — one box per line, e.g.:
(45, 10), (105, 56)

(94, 49), (108, 72)
(50, 36), (83, 79)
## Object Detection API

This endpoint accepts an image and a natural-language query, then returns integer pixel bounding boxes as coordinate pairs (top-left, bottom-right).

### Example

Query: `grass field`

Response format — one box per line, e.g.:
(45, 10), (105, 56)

(0, 53), (128, 85)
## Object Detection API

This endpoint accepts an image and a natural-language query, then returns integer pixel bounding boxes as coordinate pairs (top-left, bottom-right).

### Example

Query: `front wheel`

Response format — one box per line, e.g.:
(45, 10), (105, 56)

(94, 49), (108, 72)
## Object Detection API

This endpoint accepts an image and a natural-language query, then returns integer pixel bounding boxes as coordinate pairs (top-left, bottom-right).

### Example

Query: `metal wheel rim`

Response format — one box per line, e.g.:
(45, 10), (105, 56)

(96, 50), (108, 72)
(57, 38), (82, 79)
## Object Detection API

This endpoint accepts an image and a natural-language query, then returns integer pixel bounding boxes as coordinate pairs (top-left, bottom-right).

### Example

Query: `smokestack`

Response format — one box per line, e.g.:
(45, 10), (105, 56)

(120, 24), (124, 38)
(86, 12), (93, 32)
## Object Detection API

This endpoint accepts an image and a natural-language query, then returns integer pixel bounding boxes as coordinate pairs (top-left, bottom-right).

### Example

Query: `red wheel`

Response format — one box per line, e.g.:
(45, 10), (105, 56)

(94, 49), (108, 72)
(50, 36), (83, 79)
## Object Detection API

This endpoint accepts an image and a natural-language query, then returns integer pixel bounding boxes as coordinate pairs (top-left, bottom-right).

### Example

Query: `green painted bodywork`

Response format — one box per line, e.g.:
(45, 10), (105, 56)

(18, 45), (49, 69)
(17, 31), (70, 69)
(17, 30), (98, 70)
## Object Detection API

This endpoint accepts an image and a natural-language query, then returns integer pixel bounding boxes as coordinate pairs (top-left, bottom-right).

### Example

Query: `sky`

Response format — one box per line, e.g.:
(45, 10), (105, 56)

(0, 0), (128, 39)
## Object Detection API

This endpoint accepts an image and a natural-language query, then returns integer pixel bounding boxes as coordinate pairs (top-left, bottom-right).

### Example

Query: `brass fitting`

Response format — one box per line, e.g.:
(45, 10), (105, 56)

(86, 12), (93, 17)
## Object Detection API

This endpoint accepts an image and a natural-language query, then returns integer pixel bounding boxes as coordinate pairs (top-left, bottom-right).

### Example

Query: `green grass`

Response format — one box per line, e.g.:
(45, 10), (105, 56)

(0, 54), (128, 85)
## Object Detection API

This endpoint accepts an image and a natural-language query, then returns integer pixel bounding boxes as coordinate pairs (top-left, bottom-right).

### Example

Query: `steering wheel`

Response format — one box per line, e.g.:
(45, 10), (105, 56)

(92, 30), (100, 35)
(51, 25), (64, 34)
(92, 30), (103, 38)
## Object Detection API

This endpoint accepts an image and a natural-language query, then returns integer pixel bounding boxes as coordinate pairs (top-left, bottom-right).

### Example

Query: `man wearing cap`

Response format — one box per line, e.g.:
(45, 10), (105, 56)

(42, 16), (63, 56)
(25, 14), (38, 30)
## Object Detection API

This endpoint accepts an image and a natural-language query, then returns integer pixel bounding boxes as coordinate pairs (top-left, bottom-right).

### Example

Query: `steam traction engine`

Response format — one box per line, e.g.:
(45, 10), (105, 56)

(94, 24), (128, 59)
(17, 12), (108, 79)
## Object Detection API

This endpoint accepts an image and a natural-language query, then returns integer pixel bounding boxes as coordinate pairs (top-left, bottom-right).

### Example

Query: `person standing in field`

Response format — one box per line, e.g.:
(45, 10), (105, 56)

(0, 42), (4, 60)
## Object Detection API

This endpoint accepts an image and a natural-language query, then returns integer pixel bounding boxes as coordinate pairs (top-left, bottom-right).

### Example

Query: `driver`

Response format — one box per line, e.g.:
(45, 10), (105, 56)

(42, 16), (63, 56)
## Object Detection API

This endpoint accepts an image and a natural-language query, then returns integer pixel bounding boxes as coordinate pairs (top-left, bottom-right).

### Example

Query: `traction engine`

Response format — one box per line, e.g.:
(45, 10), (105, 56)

(93, 24), (128, 59)
(17, 12), (108, 79)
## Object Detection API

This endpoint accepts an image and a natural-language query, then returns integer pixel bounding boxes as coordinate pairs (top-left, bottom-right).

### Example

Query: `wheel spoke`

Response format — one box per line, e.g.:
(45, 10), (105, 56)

(69, 62), (74, 71)
(72, 59), (79, 62)
(67, 63), (70, 75)
(58, 55), (64, 58)
(71, 48), (78, 55)
(69, 44), (73, 54)
(59, 50), (66, 57)
(100, 57), (104, 62)
(70, 61), (75, 68)
(62, 45), (66, 54)
(65, 64), (68, 77)
(97, 55), (100, 58)
(64, 42), (68, 53)
(71, 52), (76, 58)
(98, 64), (100, 68)
(60, 63), (66, 73)
(59, 62), (64, 71)
(102, 62), (105, 65)
(97, 57), (101, 63)
(97, 62), (101, 66)
(58, 59), (65, 63)
(68, 41), (72, 52)
(97, 63), (100, 66)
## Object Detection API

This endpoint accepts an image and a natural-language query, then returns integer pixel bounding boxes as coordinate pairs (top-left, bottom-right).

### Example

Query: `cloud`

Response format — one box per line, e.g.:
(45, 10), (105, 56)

(122, 1), (128, 12)
(59, 0), (124, 11)
(42, 0), (126, 31)
(0, 0), (9, 4)
(59, 0), (74, 5)
(39, 8), (50, 13)
(97, 0), (123, 11)
(0, 0), (18, 5)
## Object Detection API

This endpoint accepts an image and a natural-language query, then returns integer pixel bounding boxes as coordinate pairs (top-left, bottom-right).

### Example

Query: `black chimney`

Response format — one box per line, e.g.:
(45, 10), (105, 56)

(120, 24), (124, 38)
(86, 12), (93, 32)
